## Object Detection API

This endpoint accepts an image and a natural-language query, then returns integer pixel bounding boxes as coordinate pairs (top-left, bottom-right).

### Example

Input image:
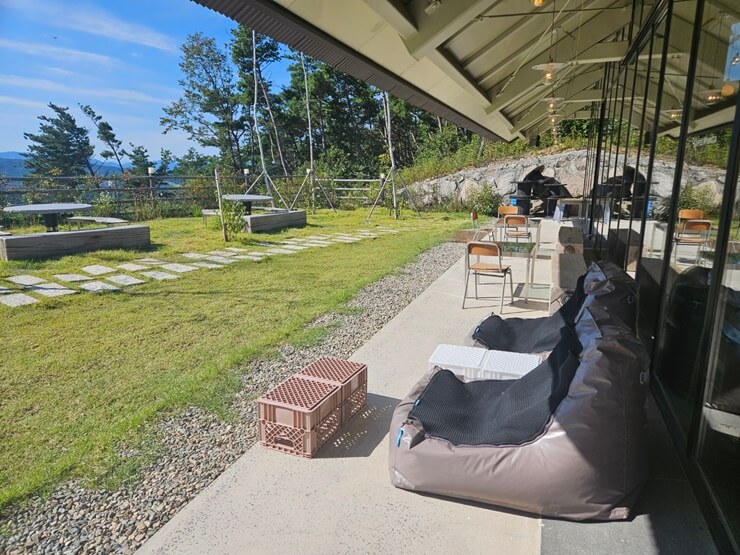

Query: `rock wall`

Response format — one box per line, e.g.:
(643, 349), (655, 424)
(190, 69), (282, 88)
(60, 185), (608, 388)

(409, 149), (728, 206)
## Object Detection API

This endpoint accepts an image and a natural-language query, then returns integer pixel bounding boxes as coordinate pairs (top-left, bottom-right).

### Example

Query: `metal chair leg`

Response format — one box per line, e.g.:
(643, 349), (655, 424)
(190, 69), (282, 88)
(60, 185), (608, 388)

(462, 269), (470, 308)
(509, 270), (514, 303)
(499, 273), (506, 312)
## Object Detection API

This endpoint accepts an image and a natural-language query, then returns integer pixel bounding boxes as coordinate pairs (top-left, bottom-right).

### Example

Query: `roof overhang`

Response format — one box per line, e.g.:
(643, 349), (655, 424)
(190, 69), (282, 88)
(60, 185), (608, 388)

(192, 0), (634, 141)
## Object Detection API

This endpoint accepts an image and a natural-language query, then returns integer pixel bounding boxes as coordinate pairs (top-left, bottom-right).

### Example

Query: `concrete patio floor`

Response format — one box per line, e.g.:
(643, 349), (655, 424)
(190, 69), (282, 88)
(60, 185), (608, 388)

(138, 223), (717, 555)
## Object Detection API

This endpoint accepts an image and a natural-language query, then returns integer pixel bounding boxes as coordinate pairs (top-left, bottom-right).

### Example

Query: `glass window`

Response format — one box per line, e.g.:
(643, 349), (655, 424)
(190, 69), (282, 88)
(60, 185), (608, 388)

(697, 166), (740, 551)
(652, 0), (738, 439)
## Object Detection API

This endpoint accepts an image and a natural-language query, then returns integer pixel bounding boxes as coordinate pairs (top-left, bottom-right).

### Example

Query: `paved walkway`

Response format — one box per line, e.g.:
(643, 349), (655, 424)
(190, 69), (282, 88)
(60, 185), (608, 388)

(138, 230), (717, 554)
(138, 251), (550, 554)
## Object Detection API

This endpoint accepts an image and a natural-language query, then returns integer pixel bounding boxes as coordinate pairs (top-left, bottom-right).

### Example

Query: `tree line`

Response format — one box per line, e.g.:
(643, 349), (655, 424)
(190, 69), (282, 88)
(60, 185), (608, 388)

(21, 26), (477, 184)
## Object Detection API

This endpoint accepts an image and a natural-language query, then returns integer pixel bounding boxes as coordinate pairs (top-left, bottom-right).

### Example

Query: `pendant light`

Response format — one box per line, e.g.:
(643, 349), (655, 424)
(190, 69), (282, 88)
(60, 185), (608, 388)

(532, 0), (566, 85)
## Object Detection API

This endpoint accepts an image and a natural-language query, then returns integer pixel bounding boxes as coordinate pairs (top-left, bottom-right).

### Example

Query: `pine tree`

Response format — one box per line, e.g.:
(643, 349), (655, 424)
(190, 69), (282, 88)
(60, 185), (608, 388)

(23, 103), (96, 179)
(79, 104), (126, 174)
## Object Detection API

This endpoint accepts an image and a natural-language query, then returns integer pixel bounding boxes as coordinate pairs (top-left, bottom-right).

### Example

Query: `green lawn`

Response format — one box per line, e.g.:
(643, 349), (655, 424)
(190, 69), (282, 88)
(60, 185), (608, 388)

(0, 210), (466, 509)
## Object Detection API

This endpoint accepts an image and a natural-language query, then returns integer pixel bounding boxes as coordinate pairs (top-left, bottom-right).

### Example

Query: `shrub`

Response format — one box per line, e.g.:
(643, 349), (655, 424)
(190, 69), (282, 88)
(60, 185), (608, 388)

(466, 185), (502, 217)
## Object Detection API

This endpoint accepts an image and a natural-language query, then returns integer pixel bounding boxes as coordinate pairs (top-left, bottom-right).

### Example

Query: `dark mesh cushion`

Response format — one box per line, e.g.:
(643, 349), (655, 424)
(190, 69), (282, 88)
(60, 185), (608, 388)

(410, 326), (582, 446)
(472, 276), (586, 352)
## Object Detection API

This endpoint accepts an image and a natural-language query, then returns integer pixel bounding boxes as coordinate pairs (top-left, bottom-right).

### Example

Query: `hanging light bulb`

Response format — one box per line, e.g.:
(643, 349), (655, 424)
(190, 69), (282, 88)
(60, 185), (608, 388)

(541, 96), (564, 113)
(532, 62), (567, 85)
(704, 88), (723, 105)
(533, 0), (545, 6)
(662, 108), (683, 122)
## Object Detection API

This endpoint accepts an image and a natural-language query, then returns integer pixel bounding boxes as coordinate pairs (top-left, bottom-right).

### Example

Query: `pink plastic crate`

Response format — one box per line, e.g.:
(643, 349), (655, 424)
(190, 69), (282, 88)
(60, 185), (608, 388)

(298, 357), (368, 425)
(257, 375), (341, 458)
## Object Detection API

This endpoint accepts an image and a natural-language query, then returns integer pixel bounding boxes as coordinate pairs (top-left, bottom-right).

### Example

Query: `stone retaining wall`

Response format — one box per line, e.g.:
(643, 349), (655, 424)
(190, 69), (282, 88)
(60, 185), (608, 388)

(409, 149), (728, 207)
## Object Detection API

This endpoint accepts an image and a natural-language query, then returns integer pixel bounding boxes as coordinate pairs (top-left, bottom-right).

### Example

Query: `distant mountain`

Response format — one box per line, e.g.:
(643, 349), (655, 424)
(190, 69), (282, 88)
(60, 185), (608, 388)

(0, 151), (25, 160)
(0, 151), (137, 178)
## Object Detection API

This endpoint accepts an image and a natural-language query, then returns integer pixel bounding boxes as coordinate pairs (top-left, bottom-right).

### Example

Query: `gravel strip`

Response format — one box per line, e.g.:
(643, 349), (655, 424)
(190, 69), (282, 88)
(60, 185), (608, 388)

(0, 241), (464, 555)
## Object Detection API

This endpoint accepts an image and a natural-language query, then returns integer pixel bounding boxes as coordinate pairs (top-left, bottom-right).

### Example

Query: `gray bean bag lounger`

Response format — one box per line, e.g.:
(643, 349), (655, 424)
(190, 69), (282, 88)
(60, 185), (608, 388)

(470, 260), (638, 352)
(389, 305), (649, 521)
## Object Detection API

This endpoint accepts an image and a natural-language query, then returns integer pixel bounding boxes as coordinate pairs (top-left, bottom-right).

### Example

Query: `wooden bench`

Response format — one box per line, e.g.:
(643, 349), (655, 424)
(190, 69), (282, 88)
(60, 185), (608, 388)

(0, 225), (150, 260)
(243, 210), (307, 233)
(67, 216), (129, 229)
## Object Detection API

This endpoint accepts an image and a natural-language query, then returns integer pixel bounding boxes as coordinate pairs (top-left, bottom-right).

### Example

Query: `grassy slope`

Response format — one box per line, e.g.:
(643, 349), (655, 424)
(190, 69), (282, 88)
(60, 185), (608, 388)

(0, 210), (466, 509)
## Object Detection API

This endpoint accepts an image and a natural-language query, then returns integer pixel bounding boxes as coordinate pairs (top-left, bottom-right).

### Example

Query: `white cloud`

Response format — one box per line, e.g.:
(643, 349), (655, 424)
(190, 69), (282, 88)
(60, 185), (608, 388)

(0, 95), (48, 110)
(0, 38), (115, 65)
(0, 75), (172, 105)
(0, 0), (178, 53)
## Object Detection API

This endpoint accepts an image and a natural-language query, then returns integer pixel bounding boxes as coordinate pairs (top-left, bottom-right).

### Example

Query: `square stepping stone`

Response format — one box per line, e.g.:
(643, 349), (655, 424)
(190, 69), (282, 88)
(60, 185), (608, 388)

(205, 256), (236, 264)
(232, 255), (264, 261)
(136, 258), (165, 265)
(190, 261), (224, 269)
(307, 235), (329, 240)
(28, 282), (77, 297)
(0, 293), (39, 307)
(225, 247), (248, 252)
(7, 275), (46, 286)
(78, 281), (120, 293)
(248, 251), (270, 257)
(53, 273), (92, 283)
(303, 242), (331, 248)
(182, 253), (211, 260)
(280, 245), (308, 251)
(140, 271), (179, 281)
(160, 263), (198, 273)
(106, 274), (146, 286)
(267, 248), (296, 255)
(118, 263), (150, 272)
(81, 265), (116, 276)
(207, 250), (236, 257)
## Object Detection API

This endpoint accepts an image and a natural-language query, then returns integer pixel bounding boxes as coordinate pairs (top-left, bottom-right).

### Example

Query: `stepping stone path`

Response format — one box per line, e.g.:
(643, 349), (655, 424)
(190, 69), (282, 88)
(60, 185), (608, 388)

(118, 263), (150, 271)
(233, 255), (264, 261)
(0, 293), (39, 307)
(7, 275), (46, 286)
(81, 265), (116, 276)
(160, 263), (198, 273)
(54, 273), (92, 282)
(78, 281), (120, 293)
(1, 227), (407, 308)
(205, 256), (236, 264)
(190, 261), (224, 269)
(106, 274), (146, 286)
(27, 283), (77, 297)
(140, 271), (179, 281)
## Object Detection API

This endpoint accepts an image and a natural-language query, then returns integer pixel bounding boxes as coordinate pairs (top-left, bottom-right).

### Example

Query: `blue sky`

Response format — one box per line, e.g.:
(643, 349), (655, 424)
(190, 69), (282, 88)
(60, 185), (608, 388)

(0, 0), (290, 158)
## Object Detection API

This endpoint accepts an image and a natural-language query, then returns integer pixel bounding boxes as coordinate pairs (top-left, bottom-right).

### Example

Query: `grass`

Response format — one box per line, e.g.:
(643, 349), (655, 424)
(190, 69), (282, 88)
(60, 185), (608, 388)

(0, 209), (466, 510)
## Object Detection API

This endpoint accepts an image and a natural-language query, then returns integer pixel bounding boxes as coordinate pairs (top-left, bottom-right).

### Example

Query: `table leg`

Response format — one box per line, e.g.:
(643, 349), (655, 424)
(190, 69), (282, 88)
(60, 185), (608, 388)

(524, 253), (531, 303)
(42, 213), (59, 232)
(245, 201), (253, 215)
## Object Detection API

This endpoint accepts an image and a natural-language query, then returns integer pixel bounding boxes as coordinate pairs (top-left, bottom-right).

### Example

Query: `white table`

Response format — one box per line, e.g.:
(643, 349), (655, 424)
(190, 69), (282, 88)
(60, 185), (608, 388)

(3, 203), (92, 232)
(221, 194), (273, 215)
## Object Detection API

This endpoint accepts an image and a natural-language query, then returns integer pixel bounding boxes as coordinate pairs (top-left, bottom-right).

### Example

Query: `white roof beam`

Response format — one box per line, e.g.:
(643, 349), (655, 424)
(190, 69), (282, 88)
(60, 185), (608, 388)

(363, 0), (417, 37)
(484, 8), (630, 114)
(403, 0), (500, 59)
